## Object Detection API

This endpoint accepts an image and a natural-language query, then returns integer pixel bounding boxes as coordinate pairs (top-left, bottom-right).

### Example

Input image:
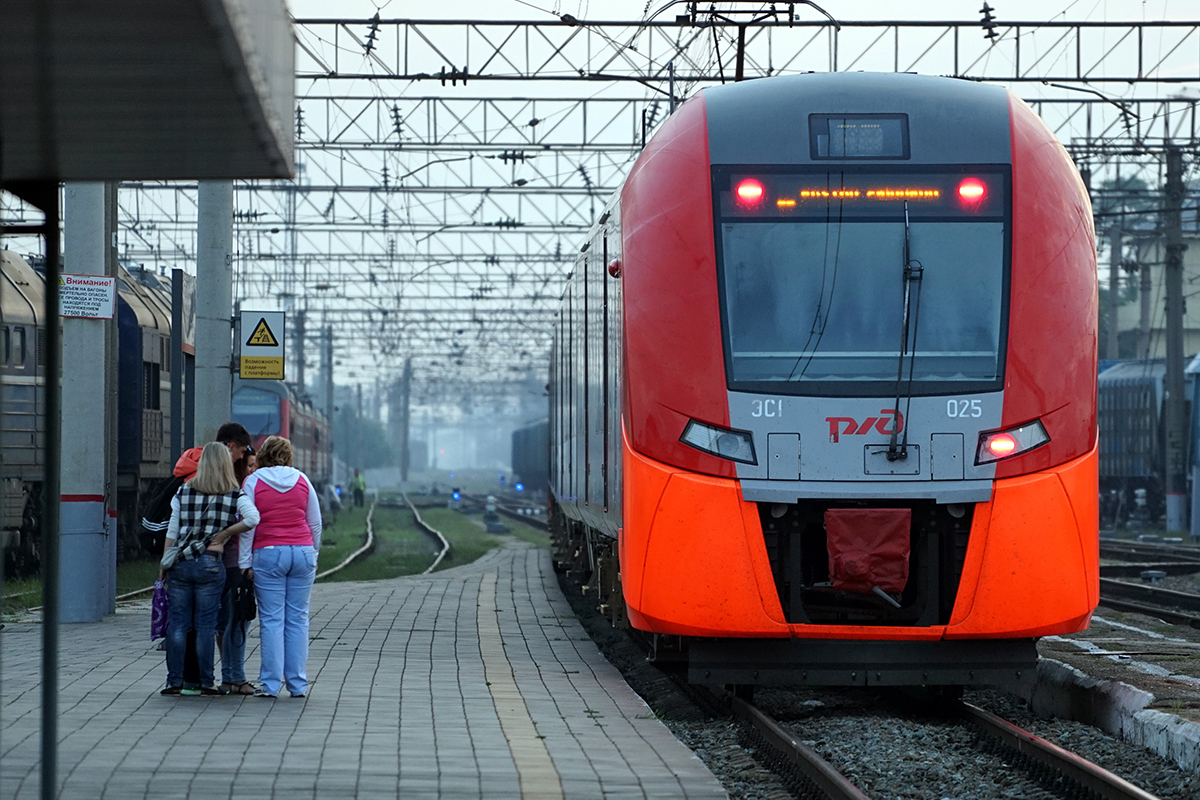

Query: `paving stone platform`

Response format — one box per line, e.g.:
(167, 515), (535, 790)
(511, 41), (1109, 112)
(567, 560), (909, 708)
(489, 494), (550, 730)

(1, 545), (728, 799)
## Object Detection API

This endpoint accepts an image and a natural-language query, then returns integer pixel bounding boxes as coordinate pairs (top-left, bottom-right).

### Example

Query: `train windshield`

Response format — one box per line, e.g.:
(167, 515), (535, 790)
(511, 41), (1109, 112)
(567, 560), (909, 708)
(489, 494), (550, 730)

(714, 168), (1009, 396)
(232, 386), (281, 437)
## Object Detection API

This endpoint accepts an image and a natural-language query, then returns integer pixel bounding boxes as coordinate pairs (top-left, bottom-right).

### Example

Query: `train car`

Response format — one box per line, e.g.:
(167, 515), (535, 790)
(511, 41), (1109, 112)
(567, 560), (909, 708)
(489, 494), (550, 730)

(231, 377), (331, 489)
(511, 419), (549, 493)
(0, 251), (48, 573)
(1097, 360), (1166, 523)
(0, 253), (179, 569)
(115, 265), (176, 554)
(550, 72), (1098, 688)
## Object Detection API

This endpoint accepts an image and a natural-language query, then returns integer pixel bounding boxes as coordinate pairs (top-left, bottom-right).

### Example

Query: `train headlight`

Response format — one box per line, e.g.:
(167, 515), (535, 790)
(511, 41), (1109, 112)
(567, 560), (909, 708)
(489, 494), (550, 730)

(975, 420), (1049, 465)
(680, 419), (757, 464)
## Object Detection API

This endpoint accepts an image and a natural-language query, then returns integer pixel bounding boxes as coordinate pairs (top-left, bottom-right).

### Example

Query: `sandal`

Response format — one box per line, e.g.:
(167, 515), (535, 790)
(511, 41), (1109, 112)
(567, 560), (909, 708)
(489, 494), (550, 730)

(200, 686), (222, 696)
(160, 686), (182, 696)
(228, 681), (255, 695)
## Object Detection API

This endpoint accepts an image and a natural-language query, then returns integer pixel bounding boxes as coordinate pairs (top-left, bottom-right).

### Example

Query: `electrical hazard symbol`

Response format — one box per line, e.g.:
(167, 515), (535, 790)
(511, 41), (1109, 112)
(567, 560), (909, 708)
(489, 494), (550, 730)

(246, 318), (279, 347)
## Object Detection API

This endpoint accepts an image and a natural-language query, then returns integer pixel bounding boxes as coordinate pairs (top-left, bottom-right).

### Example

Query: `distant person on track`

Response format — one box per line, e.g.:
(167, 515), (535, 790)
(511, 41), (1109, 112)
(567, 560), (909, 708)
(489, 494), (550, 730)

(160, 443), (259, 696)
(240, 436), (323, 699)
(352, 469), (366, 507)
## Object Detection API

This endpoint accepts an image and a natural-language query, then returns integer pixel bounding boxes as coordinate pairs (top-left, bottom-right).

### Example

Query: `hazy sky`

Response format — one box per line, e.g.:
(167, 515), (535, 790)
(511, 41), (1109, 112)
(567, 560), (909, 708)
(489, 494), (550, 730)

(286, 1), (1196, 23)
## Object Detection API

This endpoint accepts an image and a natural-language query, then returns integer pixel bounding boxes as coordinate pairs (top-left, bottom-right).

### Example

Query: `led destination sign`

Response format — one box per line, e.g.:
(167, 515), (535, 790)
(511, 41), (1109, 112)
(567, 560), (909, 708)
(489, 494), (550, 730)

(720, 170), (1006, 219)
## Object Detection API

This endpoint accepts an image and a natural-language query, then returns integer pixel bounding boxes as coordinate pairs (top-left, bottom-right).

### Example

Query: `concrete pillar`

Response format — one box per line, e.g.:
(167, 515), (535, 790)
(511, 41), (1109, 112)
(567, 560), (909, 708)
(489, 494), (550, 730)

(60, 182), (117, 622)
(195, 182), (233, 443)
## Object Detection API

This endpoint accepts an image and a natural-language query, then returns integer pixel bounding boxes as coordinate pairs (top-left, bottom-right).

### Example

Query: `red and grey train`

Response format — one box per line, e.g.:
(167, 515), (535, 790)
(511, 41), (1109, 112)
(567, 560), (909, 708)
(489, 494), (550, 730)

(549, 73), (1098, 687)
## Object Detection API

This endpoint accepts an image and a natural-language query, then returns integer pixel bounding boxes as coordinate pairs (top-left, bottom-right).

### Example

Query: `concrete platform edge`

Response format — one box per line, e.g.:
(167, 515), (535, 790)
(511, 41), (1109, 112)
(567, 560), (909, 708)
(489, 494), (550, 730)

(1005, 657), (1200, 774)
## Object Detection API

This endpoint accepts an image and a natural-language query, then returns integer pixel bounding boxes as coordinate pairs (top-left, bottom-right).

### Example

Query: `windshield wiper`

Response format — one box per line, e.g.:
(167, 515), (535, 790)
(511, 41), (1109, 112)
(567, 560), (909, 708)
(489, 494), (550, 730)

(887, 201), (923, 462)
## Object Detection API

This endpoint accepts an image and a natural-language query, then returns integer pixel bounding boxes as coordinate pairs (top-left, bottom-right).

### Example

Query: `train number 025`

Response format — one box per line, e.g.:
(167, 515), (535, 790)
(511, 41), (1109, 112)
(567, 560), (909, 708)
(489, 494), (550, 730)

(947, 399), (982, 418)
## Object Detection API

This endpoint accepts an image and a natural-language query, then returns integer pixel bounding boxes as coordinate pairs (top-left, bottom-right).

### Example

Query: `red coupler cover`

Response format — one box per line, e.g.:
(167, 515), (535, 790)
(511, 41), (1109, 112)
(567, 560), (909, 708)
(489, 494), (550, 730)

(825, 508), (911, 594)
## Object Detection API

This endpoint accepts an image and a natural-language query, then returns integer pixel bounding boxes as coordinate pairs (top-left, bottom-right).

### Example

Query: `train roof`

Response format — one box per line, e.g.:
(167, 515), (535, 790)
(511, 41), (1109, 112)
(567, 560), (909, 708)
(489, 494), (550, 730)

(0, 251), (47, 327)
(702, 72), (1012, 166)
(233, 377), (322, 412)
(1099, 360), (1165, 385)
(1, 251), (174, 332)
(117, 266), (172, 333)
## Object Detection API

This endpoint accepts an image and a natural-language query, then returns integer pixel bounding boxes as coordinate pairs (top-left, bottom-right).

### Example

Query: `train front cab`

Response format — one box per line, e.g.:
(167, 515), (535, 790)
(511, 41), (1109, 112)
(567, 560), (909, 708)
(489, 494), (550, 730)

(616, 74), (1099, 688)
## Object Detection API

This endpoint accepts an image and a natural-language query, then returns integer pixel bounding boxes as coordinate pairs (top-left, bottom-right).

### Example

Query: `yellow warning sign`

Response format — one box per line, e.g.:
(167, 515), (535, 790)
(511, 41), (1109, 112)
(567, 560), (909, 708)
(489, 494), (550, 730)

(246, 318), (279, 347)
(240, 356), (285, 379)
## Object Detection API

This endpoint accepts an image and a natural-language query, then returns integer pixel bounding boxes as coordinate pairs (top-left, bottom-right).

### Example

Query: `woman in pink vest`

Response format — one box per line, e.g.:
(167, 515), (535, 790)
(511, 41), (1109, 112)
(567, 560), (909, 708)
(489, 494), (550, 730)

(239, 436), (322, 698)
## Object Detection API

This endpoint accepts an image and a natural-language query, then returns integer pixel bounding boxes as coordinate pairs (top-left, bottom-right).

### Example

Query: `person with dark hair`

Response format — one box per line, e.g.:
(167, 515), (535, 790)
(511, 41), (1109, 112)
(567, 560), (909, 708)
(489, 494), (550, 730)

(171, 422), (255, 693)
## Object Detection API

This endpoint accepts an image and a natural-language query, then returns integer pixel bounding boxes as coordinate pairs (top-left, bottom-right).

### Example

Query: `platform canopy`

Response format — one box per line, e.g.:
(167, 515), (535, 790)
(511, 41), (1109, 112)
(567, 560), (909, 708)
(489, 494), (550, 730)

(0, 0), (294, 182)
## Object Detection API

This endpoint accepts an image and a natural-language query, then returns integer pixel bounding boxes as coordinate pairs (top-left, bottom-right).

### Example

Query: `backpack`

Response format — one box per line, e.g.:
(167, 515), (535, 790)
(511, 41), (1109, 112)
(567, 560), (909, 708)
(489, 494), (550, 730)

(138, 475), (186, 556)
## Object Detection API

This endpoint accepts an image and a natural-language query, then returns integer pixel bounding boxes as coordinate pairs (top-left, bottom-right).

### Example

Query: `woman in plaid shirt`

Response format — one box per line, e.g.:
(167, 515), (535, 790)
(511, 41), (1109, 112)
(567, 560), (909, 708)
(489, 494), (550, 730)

(160, 443), (260, 696)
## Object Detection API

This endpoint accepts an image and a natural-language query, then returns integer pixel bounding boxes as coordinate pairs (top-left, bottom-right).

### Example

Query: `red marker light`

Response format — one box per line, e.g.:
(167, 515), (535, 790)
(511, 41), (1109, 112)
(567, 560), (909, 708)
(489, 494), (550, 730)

(958, 177), (986, 204)
(987, 433), (1017, 457)
(735, 178), (765, 208)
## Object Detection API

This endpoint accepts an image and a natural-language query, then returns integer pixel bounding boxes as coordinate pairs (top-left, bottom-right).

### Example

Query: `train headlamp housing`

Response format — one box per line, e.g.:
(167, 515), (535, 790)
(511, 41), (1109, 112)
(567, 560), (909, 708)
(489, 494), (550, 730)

(680, 419), (757, 464)
(975, 420), (1049, 465)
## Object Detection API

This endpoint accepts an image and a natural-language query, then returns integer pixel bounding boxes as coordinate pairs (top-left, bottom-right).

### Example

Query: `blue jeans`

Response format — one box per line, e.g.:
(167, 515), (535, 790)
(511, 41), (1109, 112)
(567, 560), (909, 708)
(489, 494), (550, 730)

(253, 545), (316, 696)
(166, 553), (225, 689)
(216, 566), (247, 683)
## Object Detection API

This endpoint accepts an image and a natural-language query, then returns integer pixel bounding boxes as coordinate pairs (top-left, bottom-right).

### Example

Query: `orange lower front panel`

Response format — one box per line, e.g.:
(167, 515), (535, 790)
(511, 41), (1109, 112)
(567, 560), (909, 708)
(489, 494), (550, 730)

(621, 434), (1098, 640)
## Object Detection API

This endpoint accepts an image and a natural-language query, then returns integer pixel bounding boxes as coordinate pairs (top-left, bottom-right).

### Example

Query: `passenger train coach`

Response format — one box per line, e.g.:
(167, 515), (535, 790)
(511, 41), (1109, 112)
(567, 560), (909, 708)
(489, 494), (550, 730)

(549, 73), (1098, 688)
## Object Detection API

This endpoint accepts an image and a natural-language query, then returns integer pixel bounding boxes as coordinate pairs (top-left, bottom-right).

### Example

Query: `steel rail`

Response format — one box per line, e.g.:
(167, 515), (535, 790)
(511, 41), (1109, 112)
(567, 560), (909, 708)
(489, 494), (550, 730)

(961, 702), (1162, 800)
(403, 493), (451, 573)
(1100, 562), (1200, 578)
(1097, 596), (1200, 628)
(1100, 576), (1200, 613)
(316, 501), (377, 580)
(1100, 540), (1200, 563)
(493, 502), (548, 531)
(729, 697), (871, 800)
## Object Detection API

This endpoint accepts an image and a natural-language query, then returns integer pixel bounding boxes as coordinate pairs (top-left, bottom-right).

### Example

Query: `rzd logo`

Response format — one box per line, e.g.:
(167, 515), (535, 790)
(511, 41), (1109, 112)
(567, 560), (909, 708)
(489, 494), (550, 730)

(825, 409), (904, 443)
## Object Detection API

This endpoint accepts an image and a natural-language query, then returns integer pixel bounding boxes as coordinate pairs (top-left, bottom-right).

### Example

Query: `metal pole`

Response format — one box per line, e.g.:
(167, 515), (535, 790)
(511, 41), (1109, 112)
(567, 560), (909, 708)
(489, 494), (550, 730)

(400, 357), (412, 483)
(1139, 258), (1152, 359)
(42, 181), (62, 800)
(1164, 147), (1188, 532)
(295, 308), (305, 390)
(668, 60), (676, 114)
(185, 353), (196, 450)
(1106, 227), (1121, 359)
(171, 268), (183, 462)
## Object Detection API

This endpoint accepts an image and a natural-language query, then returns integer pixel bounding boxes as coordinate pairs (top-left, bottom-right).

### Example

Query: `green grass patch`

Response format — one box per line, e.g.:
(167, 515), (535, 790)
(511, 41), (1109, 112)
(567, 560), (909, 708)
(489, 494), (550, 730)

(419, 507), (503, 570)
(318, 505), (437, 582)
(2, 502), (549, 612)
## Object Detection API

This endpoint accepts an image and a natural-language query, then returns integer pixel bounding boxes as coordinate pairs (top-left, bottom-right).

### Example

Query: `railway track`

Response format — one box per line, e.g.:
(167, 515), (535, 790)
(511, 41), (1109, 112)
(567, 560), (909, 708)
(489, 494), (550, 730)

(1098, 538), (1200, 628)
(1100, 539), (1200, 564)
(732, 693), (1163, 800)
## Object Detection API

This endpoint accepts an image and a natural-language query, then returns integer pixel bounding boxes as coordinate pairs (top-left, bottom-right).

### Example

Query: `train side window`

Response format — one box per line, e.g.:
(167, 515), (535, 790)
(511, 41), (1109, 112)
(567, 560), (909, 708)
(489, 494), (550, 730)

(13, 327), (26, 367)
(2, 327), (10, 365)
(142, 362), (161, 409)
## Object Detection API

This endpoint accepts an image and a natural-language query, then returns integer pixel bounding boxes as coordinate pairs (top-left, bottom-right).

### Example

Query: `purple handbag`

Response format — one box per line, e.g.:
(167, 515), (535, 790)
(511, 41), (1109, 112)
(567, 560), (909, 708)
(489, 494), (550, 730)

(150, 580), (169, 640)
